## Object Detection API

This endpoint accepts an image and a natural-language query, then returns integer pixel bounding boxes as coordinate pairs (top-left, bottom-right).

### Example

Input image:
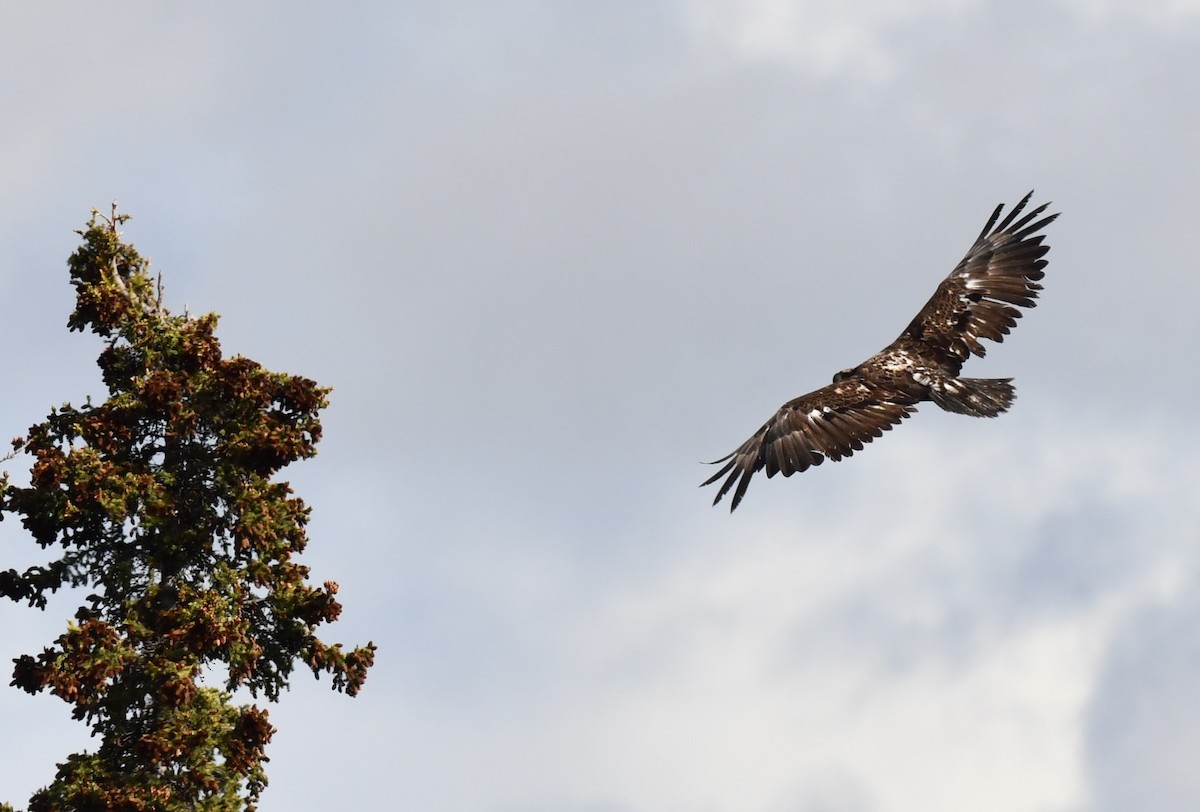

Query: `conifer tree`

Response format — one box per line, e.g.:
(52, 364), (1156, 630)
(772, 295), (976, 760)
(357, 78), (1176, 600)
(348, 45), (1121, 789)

(0, 208), (375, 811)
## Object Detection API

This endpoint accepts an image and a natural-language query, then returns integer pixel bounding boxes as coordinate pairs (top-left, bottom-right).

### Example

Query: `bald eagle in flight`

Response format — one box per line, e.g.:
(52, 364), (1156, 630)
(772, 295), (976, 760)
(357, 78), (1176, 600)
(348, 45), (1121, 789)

(702, 192), (1058, 511)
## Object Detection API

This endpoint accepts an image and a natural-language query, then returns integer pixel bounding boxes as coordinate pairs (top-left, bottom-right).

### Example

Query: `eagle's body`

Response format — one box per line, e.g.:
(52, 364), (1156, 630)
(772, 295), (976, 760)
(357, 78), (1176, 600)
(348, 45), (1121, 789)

(702, 192), (1058, 511)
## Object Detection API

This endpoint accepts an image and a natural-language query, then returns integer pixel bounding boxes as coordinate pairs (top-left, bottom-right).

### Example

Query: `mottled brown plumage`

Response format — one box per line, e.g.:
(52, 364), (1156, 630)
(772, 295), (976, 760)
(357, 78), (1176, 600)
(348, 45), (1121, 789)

(703, 192), (1058, 511)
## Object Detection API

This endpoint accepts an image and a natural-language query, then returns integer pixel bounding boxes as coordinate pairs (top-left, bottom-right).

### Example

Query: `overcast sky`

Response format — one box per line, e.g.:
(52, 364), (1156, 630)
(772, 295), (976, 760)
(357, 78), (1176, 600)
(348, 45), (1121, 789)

(3, 2), (1200, 811)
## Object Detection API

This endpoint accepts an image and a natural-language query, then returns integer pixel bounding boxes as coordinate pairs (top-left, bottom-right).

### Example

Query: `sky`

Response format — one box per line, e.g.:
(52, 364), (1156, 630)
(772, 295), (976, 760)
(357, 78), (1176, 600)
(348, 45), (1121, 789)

(2, 2), (1199, 810)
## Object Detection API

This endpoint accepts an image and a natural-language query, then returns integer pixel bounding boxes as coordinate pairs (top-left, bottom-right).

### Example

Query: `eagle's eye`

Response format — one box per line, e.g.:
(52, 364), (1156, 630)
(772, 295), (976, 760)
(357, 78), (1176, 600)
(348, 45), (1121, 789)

(832, 367), (856, 383)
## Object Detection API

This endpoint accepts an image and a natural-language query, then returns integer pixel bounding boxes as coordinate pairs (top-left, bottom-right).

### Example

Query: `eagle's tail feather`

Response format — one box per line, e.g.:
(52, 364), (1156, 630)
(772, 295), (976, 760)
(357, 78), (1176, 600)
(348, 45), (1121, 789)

(930, 377), (1015, 417)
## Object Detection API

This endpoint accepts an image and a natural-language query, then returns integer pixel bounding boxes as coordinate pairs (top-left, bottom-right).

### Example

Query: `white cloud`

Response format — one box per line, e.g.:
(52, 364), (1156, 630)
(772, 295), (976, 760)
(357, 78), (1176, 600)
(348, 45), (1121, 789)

(293, 412), (1198, 812)
(1078, 586), (1200, 812)
(677, 0), (1200, 79)
(677, 0), (972, 79)
(543, 421), (1191, 812)
(1068, 0), (1200, 28)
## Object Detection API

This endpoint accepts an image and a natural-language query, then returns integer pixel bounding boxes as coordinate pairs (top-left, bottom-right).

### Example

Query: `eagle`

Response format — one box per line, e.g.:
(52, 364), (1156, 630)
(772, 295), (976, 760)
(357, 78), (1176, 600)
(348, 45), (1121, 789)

(702, 192), (1058, 511)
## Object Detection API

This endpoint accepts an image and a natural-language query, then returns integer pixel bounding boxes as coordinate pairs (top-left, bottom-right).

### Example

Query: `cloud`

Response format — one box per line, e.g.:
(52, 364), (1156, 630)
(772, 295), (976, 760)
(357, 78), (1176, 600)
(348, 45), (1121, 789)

(677, 0), (1200, 80)
(1078, 584), (1200, 812)
(677, 0), (972, 79)
(260, 412), (1197, 812)
(1068, 0), (1200, 27)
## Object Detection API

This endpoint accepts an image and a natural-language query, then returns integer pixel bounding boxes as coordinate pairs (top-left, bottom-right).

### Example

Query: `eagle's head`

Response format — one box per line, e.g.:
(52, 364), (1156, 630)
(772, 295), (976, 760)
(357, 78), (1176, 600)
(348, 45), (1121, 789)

(832, 366), (858, 383)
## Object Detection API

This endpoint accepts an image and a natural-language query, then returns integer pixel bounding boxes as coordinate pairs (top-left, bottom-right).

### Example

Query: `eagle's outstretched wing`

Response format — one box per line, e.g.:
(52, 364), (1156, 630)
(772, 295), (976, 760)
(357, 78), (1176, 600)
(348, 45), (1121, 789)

(702, 380), (917, 511)
(901, 192), (1058, 363)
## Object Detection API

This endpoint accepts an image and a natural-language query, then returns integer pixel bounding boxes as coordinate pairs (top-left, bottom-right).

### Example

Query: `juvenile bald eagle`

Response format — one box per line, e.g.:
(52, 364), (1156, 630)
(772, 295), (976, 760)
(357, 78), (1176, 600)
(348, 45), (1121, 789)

(702, 192), (1058, 511)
